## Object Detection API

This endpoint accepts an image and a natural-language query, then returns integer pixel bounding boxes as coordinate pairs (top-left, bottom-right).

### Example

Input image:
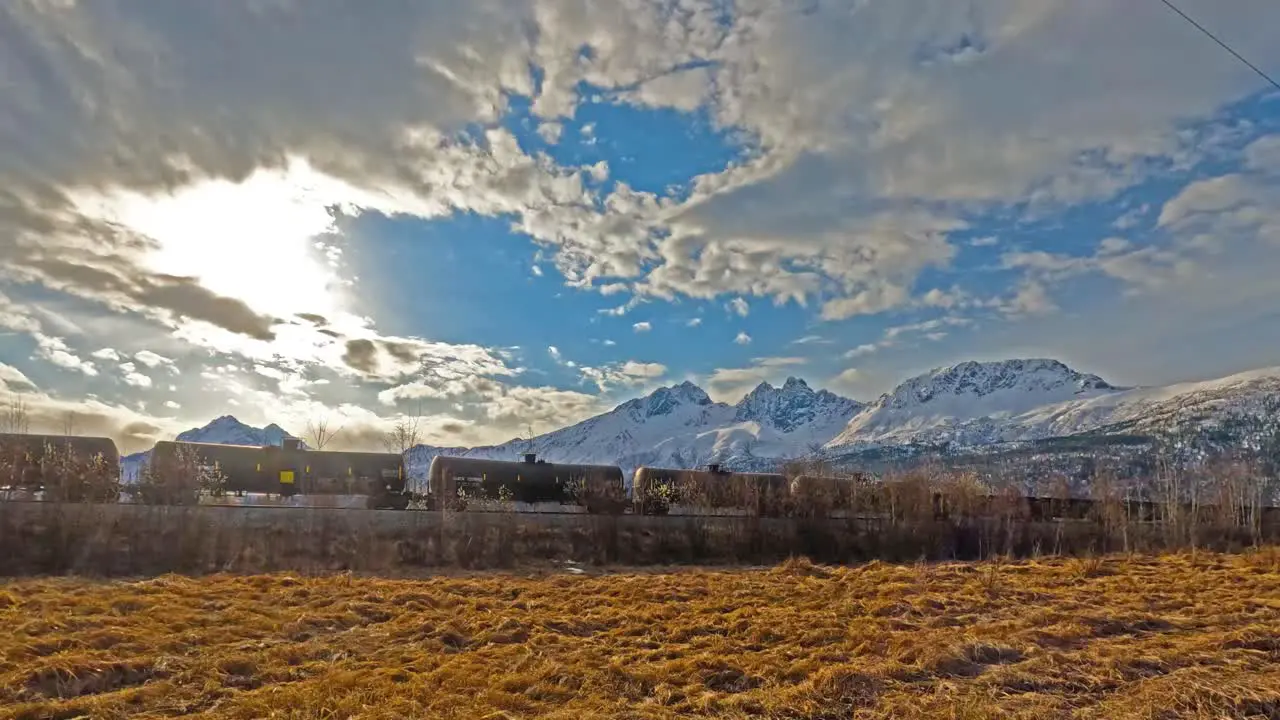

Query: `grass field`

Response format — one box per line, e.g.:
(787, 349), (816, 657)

(3, 551), (1280, 720)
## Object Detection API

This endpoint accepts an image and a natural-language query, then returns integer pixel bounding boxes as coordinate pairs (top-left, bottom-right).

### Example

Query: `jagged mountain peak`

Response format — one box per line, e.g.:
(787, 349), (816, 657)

(734, 375), (862, 433)
(616, 379), (714, 418)
(882, 358), (1116, 409)
(176, 415), (300, 447)
(827, 357), (1137, 449)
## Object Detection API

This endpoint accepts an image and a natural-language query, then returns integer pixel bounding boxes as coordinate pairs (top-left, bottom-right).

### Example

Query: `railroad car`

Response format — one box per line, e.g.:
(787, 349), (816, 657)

(148, 438), (410, 509)
(632, 464), (790, 517)
(0, 433), (120, 500)
(788, 472), (882, 519)
(427, 453), (626, 513)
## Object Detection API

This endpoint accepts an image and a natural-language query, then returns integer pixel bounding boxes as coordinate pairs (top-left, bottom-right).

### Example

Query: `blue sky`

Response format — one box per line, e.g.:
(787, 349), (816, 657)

(1, 0), (1279, 453)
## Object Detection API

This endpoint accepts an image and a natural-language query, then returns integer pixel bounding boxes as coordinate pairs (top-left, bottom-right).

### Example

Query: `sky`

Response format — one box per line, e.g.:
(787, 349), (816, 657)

(2, 0), (1280, 454)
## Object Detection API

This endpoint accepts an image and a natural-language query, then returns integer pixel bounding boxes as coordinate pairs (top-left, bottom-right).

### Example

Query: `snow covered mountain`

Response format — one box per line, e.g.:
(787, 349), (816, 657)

(121, 415), (303, 481)
(405, 377), (863, 480)
(175, 415), (301, 447)
(825, 359), (1280, 451)
(117, 359), (1280, 485)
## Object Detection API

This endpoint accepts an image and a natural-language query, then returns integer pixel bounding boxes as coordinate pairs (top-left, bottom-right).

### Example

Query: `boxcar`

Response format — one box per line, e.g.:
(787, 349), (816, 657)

(149, 438), (410, 509)
(632, 464), (790, 517)
(427, 453), (626, 513)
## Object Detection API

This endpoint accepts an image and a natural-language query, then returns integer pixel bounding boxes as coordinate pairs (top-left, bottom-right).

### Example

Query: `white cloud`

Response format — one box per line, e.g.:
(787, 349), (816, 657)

(620, 361), (666, 378)
(790, 335), (828, 345)
(686, 318), (702, 327)
(537, 121), (564, 144)
(704, 356), (806, 402)
(586, 161), (610, 183)
(843, 344), (880, 360)
(579, 360), (668, 392)
(726, 297), (749, 317)
(35, 336), (98, 376)
(734, 331), (751, 345)
(164, 400), (181, 410)
(1003, 280), (1057, 317)
(91, 348), (122, 362)
(0, 363), (37, 392)
(830, 367), (861, 389)
(134, 350), (176, 370)
(476, 385), (607, 438)
(632, 321), (651, 333)
(122, 369), (154, 388)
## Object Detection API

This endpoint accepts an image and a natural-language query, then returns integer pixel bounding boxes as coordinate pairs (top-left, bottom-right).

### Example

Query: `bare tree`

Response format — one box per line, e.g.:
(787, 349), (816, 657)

(306, 416), (343, 450)
(62, 410), (77, 438)
(383, 402), (424, 455)
(2, 395), (30, 435)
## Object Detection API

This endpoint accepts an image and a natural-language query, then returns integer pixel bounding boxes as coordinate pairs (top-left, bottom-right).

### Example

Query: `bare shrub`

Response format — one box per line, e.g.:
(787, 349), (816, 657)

(39, 440), (121, 503)
(135, 443), (227, 505)
(306, 417), (343, 451)
(382, 404), (423, 455)
(0, 437), (119, 503)
(2, 395), (30, 435)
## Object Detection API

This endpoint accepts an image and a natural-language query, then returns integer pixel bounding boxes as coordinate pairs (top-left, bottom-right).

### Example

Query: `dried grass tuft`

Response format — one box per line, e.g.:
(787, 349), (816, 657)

(1, 551), (1278, 719)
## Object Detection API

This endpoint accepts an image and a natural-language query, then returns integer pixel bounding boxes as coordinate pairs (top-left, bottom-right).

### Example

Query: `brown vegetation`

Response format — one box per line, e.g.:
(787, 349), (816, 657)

(133, 442), (228, 506)
(0, 439), (120, 503)
(2, 551), (1278, 719)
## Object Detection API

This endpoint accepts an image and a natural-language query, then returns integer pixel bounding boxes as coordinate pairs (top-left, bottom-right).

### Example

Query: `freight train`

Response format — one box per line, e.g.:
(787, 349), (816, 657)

(148, 437), (412, 509)
(426, 453), (626, 513)
(5, 430), (1279, 523)
(0, 433), (122, 501)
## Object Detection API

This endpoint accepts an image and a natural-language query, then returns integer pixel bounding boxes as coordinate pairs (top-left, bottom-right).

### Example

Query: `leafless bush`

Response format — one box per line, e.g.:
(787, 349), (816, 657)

(306, 417), (343, 451)
(135, 443), (227, 505)
(0, 438), (119, 503)
(2, 395), (30, 435)
(382, 404), (423, 455)
(564, 469), (627, 513)
(40, 440), (121, 503)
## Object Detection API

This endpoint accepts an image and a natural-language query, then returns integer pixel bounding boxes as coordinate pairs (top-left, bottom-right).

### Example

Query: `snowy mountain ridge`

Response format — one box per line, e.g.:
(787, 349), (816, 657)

(176, 415), (301, 447)
(121, 359), (1280, 483)
(406, 375), (862, 479)
(825, 361), (1280, 451)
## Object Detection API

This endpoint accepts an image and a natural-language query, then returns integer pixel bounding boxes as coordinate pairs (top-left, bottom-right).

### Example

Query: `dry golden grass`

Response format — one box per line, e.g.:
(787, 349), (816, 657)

(3, 550), (1280, 720)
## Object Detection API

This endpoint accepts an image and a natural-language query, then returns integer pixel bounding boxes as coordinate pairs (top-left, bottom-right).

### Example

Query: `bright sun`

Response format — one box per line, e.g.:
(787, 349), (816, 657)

(71, 160), (367, 324)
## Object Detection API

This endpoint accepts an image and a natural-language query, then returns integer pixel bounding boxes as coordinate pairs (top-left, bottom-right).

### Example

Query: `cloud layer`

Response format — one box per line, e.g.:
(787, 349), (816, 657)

(3, 0), (1279, 450)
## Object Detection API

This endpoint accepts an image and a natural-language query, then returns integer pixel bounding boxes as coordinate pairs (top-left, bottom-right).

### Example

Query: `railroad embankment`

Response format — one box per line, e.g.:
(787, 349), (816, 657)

(2, 501), (1274, 577)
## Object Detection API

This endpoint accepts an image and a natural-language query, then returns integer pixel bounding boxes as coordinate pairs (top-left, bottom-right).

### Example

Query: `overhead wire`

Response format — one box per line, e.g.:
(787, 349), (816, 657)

(1156, 0), (1280, 92)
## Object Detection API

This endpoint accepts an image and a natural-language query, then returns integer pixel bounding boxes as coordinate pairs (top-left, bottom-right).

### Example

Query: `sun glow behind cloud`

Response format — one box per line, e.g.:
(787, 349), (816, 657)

(69, 161), (369, 324)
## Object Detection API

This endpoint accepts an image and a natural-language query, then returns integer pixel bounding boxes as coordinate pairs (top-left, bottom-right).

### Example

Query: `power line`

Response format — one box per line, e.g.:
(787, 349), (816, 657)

(1157, 0), (1280, 92)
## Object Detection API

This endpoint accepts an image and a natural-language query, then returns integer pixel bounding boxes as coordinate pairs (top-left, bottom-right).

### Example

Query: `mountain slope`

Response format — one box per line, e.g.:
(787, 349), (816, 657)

(406, 377), (863, 478)
(826, 360), (1280, 450)
(118, 361), (1280, 486)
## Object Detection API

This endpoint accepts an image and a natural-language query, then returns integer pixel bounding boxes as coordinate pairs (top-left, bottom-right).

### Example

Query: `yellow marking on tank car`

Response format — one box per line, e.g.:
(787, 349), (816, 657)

(279, 470), (295, 484)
